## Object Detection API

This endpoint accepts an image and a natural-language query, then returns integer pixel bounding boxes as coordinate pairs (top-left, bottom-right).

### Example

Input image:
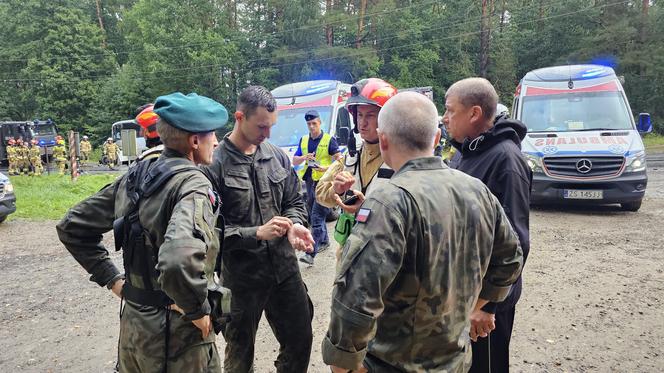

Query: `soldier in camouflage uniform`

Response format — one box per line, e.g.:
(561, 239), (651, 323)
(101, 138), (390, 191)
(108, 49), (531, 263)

(57, 92), (230, 373)
(322, 92), (524, 373)
(203, 86), (315, 373)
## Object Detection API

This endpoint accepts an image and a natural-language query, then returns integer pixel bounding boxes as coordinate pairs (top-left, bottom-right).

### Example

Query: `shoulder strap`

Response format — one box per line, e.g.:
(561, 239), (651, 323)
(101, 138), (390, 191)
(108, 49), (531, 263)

(140, 157), (202, 199)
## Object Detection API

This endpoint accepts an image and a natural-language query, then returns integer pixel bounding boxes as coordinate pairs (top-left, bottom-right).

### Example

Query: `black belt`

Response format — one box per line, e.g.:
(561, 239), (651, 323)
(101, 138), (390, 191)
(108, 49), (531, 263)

(122, 283), (173, 308)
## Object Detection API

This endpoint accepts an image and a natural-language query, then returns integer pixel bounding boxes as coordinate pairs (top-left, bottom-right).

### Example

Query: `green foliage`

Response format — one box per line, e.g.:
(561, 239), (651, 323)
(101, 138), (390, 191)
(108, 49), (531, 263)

(642, 134), (664, 151)
(8, 173), (118, 221)
(0, 0), (662, 139)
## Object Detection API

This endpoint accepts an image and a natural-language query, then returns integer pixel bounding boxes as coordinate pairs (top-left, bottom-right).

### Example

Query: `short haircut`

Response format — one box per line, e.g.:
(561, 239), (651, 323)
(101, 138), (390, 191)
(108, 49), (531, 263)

(237, 85), (276, 118)
(156, 119), (190, 151)
(445, 77), (498, 121)
(378, 92), (438, 151)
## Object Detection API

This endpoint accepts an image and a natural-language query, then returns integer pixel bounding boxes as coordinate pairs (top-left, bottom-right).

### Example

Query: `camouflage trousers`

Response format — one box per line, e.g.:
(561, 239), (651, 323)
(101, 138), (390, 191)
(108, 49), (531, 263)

(118, 301), (221, 373)
(221, 272), (313, 373)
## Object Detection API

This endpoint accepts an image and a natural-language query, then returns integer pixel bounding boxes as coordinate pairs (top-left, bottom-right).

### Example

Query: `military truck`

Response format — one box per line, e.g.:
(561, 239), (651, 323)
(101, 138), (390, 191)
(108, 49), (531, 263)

(0, 119), (59, 163)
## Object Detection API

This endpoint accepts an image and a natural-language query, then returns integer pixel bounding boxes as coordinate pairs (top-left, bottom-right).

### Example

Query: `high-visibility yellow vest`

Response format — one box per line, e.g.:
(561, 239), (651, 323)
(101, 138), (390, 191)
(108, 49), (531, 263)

(297, 133), (333, 181)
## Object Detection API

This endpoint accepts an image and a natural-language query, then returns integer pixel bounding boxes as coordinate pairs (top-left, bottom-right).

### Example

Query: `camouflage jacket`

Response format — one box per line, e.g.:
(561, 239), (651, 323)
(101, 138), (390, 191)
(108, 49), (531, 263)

(57, 148), (221, 353)
(203, 135), (308, 285)
(322, 157), (523, 372)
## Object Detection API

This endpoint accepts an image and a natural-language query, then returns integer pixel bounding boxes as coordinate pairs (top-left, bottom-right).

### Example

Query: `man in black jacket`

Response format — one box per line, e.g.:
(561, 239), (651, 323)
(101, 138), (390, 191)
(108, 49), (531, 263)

(444, 77), (532, 373)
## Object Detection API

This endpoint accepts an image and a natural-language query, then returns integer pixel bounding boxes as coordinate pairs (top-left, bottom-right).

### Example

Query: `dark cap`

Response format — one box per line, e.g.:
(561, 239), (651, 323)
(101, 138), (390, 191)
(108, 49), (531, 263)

(154, 92), (228, 133)
(304, 110), (320, 121)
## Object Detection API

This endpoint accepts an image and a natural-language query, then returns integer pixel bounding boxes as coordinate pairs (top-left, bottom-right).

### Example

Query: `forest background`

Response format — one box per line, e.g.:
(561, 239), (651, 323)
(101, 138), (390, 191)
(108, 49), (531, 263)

(0, 0), (662, 143)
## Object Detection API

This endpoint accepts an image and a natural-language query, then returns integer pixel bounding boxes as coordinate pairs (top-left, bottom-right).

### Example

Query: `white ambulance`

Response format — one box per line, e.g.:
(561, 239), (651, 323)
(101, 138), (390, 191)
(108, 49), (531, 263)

(514, 64), (652, 211)
(270, 80), (356, 170)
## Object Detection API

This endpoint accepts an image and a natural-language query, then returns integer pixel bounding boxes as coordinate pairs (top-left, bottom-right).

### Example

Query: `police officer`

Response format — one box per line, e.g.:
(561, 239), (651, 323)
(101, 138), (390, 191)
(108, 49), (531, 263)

(80, 135), (92, 161)
(322, 92), (524, 373)
(57, 92), (229, 373)
(292, 109), (342, 265)
(203, 86), (315, 373)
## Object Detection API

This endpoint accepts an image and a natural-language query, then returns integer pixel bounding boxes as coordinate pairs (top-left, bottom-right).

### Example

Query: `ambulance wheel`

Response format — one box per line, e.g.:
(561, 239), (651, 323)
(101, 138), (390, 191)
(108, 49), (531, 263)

(620, 200), (642, 212)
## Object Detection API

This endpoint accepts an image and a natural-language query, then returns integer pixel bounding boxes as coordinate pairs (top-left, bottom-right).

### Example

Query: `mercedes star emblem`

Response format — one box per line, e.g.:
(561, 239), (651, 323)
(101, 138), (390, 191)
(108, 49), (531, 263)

(576, 159), (593, 174)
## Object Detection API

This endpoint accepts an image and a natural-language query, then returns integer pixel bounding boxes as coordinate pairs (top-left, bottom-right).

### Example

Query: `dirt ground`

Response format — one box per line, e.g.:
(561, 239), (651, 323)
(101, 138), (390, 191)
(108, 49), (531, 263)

(1, 156), (663, 372)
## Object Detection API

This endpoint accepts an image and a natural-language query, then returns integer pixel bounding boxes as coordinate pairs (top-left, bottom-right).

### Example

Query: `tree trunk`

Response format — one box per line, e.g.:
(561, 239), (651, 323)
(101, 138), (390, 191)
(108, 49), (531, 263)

(95, 0), (107, 49)
(640, 0), (649, 75)
(326, 0), (334, 46)
(356, 0), (367, 48)
(499, 0), (506, 33)
(479, 0), (491, 77)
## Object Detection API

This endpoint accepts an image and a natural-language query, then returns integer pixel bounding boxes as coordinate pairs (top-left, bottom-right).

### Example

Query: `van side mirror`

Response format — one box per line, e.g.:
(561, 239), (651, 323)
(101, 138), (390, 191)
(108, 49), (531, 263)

(637, 113), (652, 133)
(337, 127), (350, 146)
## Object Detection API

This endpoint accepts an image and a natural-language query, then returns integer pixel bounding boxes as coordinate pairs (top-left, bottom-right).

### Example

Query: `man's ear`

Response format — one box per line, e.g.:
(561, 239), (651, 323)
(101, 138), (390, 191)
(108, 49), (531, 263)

(378, 131), (389, 152)
(188, 134), (199, 149)
(433, 128), (442, 152)
(469, 105), (484, 126)
(234, 111), (244, 123)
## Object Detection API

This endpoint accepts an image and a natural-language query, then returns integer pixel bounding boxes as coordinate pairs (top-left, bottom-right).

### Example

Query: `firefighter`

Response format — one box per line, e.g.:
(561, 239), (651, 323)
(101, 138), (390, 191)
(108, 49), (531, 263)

(80, 135), (92, 161)
(6, 139), (18, 175)
(18, 139), (31, 175)
(53, 139), (67, 175)
(103, 138), (119, 169)
(29, 140), (43, 176)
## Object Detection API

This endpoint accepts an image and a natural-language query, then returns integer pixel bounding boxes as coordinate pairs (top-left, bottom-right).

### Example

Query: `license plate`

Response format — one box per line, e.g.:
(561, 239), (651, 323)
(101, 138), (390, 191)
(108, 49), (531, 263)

(563, 189), (603, 199)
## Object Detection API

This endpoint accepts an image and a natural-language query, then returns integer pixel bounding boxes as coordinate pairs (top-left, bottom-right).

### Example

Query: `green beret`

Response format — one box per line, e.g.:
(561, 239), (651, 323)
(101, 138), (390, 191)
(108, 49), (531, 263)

(153, 92), (228, 133)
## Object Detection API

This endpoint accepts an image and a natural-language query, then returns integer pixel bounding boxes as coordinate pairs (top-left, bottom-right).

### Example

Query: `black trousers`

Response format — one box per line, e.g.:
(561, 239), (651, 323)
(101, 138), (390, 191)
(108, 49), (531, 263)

(222, 272), (314, 373)
(469, 304), (516, 373)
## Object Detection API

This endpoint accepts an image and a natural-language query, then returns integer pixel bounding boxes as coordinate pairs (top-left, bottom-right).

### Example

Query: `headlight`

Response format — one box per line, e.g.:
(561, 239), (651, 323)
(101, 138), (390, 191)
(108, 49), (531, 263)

(523, 153), (544, 173)
(625, 151), (646, 173)
(4, 182), (14, 193)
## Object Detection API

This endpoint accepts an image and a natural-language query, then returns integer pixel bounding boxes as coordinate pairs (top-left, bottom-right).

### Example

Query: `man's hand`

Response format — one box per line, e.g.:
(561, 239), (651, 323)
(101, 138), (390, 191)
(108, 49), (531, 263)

(287, 223), (314, 253)
(257, 216), (293, 241)
(110, 278), (124, 299)
(314, 166), (328, 173)
(305, 153), (316, 161)
(333, 190), (365, 215)
(333, 171), (355, 194)
(192, 315), (212, 339)
(469, 309), (495, 342)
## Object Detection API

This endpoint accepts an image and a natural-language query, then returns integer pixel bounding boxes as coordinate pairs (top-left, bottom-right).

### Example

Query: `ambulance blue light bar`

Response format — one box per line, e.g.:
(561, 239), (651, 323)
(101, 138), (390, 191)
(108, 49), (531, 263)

(272, 80), (338, 98)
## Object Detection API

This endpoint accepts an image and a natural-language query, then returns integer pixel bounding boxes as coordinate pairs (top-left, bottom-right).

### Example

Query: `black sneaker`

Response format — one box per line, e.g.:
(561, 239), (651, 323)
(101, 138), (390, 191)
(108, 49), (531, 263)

(318, 242), (330, 253)
(299, 254), (314, 266)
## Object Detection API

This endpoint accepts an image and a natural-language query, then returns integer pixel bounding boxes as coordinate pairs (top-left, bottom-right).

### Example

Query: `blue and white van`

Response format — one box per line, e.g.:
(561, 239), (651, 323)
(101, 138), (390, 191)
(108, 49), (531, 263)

(514, 64), (653, 211)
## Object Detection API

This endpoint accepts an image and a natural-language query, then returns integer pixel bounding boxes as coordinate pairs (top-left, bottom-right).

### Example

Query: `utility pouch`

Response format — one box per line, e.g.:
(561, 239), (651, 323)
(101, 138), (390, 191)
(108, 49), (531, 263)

(334, 212), (355, 246)
(208, 283), (232, 335)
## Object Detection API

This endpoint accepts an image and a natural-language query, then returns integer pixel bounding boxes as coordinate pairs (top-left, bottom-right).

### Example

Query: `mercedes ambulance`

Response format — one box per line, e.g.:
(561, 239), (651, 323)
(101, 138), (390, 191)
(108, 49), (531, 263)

(270, 80), (355, 165)
(514, 64), (652, 211)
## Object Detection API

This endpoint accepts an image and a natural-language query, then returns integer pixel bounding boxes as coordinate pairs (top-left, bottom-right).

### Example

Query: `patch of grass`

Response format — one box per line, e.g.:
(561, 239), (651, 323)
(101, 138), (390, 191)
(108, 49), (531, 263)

(8, 173), (119, 221)
(643, 133), (664, 151)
